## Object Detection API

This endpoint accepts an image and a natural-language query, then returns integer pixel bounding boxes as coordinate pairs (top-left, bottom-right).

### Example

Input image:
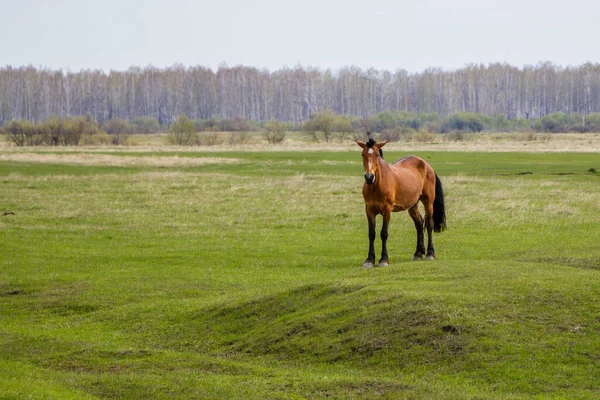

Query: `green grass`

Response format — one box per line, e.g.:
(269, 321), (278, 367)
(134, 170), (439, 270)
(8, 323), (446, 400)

(1, 149), (599, 399)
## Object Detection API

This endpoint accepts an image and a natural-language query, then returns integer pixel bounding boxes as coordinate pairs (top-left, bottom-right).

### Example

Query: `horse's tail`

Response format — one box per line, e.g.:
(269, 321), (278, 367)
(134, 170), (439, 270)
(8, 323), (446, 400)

(433, 173), (447, 233)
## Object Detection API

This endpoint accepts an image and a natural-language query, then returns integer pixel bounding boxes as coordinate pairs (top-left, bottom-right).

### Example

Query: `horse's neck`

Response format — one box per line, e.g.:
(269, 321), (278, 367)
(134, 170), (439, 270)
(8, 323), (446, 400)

(376, 158), (392, 182)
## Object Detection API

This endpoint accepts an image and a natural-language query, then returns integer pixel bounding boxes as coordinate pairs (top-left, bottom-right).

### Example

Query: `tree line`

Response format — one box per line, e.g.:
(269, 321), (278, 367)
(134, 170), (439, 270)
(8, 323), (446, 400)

(4, 109), (600, 147)
(2, 62), (600, 125)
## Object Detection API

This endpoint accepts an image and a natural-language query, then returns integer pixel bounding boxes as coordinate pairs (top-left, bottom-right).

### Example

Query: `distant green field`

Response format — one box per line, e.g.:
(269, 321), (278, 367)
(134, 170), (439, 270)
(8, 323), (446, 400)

(1, 149), (599, 399)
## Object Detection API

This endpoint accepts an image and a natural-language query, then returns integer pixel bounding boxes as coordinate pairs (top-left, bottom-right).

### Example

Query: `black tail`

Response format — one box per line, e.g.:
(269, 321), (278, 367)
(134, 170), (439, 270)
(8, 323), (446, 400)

(433, 173), (447, 233)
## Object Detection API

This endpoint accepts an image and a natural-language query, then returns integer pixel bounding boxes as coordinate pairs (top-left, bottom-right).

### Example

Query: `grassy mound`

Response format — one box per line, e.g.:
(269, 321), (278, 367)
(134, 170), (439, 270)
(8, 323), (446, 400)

(1, 149), (599, 398)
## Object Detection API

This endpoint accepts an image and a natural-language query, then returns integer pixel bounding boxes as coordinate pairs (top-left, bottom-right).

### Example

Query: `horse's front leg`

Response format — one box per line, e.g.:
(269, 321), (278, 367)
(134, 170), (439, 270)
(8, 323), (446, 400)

(363, 210), (377, 268)
(378, 209), (391, 267)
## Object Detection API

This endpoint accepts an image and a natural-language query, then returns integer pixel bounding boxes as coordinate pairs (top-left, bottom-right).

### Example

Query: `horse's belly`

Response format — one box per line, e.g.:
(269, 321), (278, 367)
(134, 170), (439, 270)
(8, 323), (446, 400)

(391, 191), (420, 212)
(392, 204), (408, 212)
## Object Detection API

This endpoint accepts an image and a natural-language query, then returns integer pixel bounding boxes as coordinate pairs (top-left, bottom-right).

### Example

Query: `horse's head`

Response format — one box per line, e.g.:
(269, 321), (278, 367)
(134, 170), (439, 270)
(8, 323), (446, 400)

(356, 139), (387, 185)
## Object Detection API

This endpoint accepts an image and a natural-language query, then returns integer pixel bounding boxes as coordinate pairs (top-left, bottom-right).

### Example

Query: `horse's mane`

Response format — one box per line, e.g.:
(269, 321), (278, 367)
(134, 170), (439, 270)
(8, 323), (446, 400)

(366, 134), (383, 159)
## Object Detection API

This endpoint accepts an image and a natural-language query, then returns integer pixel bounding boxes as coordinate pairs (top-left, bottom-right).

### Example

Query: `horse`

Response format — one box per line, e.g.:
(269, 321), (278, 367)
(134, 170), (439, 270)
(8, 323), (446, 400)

(355, 139), (446, 267)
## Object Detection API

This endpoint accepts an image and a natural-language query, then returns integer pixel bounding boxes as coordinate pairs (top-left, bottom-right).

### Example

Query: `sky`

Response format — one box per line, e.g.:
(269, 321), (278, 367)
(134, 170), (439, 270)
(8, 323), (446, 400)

(2, 0), (599, 73)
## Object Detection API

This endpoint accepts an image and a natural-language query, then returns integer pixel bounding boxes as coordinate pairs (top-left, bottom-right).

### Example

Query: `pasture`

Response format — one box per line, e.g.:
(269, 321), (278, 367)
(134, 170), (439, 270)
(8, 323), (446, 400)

(1, 145), (599, 399)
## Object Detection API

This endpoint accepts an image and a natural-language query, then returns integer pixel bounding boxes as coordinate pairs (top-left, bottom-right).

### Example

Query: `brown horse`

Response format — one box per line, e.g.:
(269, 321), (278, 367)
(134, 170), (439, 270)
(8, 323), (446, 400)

(356, 139), (446, 267)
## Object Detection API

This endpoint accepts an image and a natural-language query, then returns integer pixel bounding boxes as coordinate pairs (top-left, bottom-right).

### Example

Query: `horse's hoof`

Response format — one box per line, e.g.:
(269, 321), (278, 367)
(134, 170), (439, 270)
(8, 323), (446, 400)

(412, 256), (423, 261)
(363, 261), (375, 268)
(425, 255), (436, 261)
(377, 261), (389, 267)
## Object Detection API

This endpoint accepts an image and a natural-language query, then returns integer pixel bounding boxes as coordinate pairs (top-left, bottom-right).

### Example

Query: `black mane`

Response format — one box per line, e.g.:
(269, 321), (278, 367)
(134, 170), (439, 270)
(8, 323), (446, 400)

(366, 136), (383, 159)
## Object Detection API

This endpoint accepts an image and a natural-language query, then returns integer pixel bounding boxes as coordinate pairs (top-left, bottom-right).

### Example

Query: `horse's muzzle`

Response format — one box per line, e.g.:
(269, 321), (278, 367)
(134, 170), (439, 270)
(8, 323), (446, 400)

(364, 173), (375, 185)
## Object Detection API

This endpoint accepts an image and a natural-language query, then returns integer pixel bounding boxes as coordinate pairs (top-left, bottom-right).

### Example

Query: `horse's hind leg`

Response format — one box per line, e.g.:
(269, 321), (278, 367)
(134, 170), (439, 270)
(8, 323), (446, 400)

(408, 204), (426, 260)
(423, 199), (436, 260)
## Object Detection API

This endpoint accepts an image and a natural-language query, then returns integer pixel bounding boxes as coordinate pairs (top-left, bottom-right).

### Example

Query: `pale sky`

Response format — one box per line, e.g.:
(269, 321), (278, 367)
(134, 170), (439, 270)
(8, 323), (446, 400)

(2, 0), (599, 73)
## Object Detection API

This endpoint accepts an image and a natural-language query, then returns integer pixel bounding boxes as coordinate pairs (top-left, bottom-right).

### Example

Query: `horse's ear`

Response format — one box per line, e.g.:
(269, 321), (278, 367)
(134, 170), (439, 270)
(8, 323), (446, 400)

(375, 141), (388, 149)
(355, 140), (367, 149)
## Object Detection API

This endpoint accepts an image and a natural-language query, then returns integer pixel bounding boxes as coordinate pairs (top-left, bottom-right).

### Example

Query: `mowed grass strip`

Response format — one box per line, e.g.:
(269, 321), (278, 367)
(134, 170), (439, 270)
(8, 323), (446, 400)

(1, 150), (599, 399)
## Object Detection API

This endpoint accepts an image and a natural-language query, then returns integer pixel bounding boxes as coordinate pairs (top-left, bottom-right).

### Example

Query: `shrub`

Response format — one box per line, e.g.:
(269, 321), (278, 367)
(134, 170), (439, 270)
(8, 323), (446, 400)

(196, 132), (221, 146)
(442, 113), (486, 133)
(355, 117), (375, 135)
(81, 132), (112, 145)
(103, 118), (132, 135)
(229, 131), (249, 145)
(517, 132), (540, 141)
(373, 110), (423, 132)
(352, 131), (370, 142)
(263, 120), (288, 144)
(379, 129), (397, 142)
(4, 117), (99, 147)
(103, 118), (132, 145)
(532, 112), (569, 133)
(229, 117), (254, 132)
(380, 126), (415, 142)
(168, 114), (196, 145)
(412, 131), (436, 143)
(302, 110), (352, 142)
(443, 131), (466, 142)
(194, 118), (222, 132)
(493, 114), (510, 132)
(3, 120), (34, 146)
(61, 116), (99, 146)
(131, 116), (161, 133)
(422, 121), (442, 133)
(583, 113), (600, 132)
(508, 117), (531, 132)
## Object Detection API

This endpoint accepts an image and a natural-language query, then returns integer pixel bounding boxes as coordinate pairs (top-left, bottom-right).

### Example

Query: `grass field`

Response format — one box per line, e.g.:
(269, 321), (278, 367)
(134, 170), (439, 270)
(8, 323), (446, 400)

(1, 144), (599, 399)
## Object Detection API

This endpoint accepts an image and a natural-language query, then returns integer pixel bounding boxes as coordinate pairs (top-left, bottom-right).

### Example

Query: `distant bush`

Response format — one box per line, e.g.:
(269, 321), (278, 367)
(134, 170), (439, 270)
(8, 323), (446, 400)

(508, 117), (532, 132)
(379, 128), (398, 142)
(412, 131), (436, 143)
(3, 116), (101, 146)
(193, 117), (259, 133)
(229, 131), (249, 145)
(492, 114), (510, 132)
(443, 131), (466, 142)
(583, 113), (600, 132)
(532, 112), (569, 133)
(226, 117), (256, 132)
(196, 132), (221, 146)
(5, 109), (600, 147)
(263, 120), (288, 144)
(422, 121), (442, 134)
(373, 110), (424, 132)
(442, 113), (487, 133)
(380, 126), (415, 142)
(103, 118), (132, 144)
(65, 116), (101, 145)
(3, 120), (35, 146)
(81, 132), (112, 145)
(302, 110), (352, 142)
(103, 118), (132, 135)
(130, 116), (161, 134)
(516, 132), (551, 142)
(194, 118), (220, 132)
(168, 114), (197, 145)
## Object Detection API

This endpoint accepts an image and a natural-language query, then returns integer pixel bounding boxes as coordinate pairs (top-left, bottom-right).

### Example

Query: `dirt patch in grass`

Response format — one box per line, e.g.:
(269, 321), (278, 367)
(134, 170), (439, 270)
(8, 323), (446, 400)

(0, 153), (245, 167)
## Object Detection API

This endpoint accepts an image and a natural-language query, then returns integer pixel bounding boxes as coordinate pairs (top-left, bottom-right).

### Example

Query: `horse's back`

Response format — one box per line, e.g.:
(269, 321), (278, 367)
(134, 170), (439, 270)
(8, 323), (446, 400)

(391, 155), (437, 201)
(392, 155), (433, 178)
